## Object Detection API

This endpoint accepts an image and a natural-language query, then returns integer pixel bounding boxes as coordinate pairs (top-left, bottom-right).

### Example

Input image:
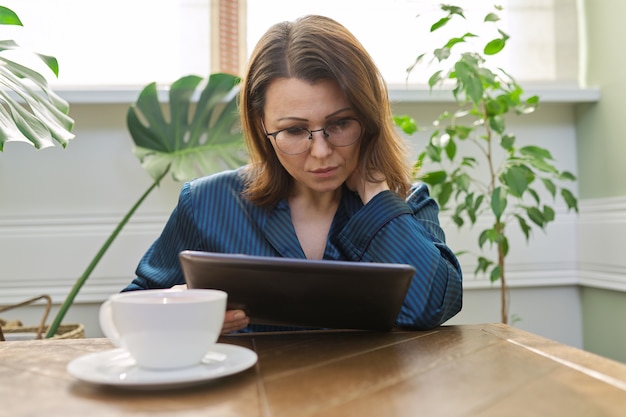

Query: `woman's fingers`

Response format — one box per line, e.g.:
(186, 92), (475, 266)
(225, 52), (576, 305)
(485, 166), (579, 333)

(221, 309), (249, 334)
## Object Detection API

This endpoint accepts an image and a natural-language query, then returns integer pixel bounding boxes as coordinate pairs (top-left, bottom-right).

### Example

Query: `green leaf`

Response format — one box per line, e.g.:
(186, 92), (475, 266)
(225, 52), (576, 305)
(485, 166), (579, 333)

(559, 171), (577, 181)
(475, 256), (493, 275)
(485, 228), (501, 244)
(437, 181), (454, 208)
(484, 12), (500, 23)
(0, 39), (60, 77)
(127, 73), (247, 182)
(502, 165), (534, 197)
(541, 178), (557, 198)
(474, 194), (484, 212)
(465, 193), (477, 223)
(500, 134), (515, 150)
(561, 188), (579, 213)
(393, 115), (418, 135)
(543, 205), (555, 222)
(434, 47), (451, 62)
(441, 5), (465, 18)
(406, 53), (425, 75)
(444, 37), (466, 50)
(455, 125), (472, 139)
(491, 186), (507, 220)
(426, 141), (442, 162)
(431, 17), (450, 32)
(423, 170), (447, 185)
(445, 136), (457, 159)
(489, 114), (506, 134)
(490, 265), (503, 282)
(412, 158), (423, 179)
(455, 173), (471, 192)
(0, 54), (74, 151)
(500, 234), (509, 256)
(484, 38), (506, 55)
(478, 230), (489, 248)
(455, 60), (483, 103)
(526, 206), (545, 227)
(514, 214), (531, 241)
(0, 6), (22, 26)
(527, 188), (540, 205)
(444, 33), (478, 50)
(526, 95), (540, 105)
(528, 157), (559, 174)
(428, 69), (444, 87)
(461, 156), (477, 167)
(465, 74), (484, 103)
(520, 145), (554, 160)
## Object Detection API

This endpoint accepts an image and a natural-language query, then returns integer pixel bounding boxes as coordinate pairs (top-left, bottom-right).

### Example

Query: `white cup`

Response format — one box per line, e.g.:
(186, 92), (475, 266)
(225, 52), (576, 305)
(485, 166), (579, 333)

(99, 289), (227, 370)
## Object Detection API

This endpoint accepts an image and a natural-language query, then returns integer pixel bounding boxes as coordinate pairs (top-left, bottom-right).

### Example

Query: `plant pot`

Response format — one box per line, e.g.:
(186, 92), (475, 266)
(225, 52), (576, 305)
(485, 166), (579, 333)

(2, 323), (85, 341)
(0, 295), (85, 341)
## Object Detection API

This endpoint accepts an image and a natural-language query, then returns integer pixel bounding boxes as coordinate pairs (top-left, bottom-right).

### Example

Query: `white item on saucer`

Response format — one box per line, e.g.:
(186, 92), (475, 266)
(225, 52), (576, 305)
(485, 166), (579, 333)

(99, 289), (226, 370)
(66, 343), (257, 390)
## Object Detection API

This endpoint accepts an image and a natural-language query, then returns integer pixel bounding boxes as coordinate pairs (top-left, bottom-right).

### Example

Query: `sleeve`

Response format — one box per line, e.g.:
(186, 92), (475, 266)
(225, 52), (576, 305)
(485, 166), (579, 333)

(335, 183), (463, 329)
(123, 181), (202, 291)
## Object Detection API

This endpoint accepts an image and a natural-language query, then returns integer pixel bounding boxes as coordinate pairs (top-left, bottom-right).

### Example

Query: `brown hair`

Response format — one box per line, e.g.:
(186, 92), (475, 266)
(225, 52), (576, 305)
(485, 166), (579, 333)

(240, 14), (412, 207)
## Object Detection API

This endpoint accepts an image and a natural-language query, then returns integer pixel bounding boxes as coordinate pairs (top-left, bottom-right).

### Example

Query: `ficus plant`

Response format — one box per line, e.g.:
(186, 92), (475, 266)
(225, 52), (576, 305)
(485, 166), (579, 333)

(394, 4), (578, 324)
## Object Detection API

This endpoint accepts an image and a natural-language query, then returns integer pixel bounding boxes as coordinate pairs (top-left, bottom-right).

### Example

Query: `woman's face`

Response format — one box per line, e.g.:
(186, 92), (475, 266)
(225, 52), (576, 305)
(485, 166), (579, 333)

(262, 77), (361, 196)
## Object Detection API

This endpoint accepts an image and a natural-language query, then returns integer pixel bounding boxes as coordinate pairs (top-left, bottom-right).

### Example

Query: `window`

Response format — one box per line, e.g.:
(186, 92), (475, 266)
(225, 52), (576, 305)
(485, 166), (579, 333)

(246, 0), (580, 86)
(2, 0), (579, 88)
(2, 0), (211, 87)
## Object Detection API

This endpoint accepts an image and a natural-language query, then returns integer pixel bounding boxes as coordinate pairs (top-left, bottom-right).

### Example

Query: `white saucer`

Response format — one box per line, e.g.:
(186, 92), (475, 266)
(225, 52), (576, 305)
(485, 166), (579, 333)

(67, 343), (257, 390)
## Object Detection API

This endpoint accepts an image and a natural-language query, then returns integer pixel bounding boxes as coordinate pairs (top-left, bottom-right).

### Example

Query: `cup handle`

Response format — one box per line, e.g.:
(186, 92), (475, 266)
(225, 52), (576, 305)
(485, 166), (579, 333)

(99, 299), (121, 347)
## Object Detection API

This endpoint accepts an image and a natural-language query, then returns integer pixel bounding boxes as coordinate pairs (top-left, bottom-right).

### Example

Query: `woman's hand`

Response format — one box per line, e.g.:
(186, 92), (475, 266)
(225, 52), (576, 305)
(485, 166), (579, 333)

(169, 284), (249, 334)
(221, 310), (250, 334)
(346, 168), (389, 204)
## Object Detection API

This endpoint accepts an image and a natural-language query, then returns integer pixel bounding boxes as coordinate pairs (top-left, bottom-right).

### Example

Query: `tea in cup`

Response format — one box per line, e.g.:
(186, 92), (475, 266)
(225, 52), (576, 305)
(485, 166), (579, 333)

(99, 289), (227, 370)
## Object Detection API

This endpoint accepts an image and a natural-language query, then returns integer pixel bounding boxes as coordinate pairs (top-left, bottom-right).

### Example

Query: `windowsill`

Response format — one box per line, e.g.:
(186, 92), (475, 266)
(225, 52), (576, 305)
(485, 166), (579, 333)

(387, 84), (601, 104)
(54, 84), (601, 105)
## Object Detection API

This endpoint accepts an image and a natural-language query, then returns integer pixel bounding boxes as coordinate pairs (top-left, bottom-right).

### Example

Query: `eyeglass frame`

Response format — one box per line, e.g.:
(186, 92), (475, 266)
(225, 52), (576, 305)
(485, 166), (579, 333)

(261, 118), (363, 155)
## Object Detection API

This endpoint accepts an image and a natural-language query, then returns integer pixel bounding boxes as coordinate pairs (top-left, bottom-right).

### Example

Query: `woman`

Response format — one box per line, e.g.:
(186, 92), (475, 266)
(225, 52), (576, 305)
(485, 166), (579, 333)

(124, 15), (463, 333)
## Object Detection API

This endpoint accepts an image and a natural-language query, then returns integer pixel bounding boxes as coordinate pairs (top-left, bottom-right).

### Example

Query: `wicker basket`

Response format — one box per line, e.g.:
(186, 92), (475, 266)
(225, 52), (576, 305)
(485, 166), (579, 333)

(2, 323), (85, 340)
(0, 295), (85, 341)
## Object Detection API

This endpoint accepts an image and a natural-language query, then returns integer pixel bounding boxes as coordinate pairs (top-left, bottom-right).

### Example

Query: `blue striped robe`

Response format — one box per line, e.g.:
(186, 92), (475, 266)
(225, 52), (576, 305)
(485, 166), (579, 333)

(125, 168), (463, 331)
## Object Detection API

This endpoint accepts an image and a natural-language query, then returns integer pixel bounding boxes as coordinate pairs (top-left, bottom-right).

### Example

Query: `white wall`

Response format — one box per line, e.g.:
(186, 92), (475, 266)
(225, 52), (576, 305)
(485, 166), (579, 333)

(0, 88), (594, 347)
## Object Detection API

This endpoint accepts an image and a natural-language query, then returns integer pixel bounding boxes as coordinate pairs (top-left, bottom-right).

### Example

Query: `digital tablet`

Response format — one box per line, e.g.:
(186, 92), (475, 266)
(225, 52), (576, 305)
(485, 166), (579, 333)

(179, 251), (415, 331)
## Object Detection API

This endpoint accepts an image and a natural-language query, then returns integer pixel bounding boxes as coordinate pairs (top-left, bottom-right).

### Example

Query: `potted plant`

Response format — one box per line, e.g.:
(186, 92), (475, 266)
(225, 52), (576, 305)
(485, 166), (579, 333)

(394, 4), (578, 323)
(0, 6), (245, 339)
(0, 5), (76, 340)
(45, 72), (246, 337)
(0, 5), (74, 151)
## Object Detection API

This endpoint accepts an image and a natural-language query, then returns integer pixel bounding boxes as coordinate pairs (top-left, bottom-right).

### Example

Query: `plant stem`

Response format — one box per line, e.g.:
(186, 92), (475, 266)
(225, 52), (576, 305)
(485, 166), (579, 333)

(498, 233), (508, 324)
(45, 173), (167, 338)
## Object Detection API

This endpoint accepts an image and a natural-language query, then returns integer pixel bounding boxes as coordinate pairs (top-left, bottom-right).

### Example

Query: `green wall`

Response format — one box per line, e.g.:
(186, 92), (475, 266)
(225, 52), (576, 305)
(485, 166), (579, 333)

(581, 288), (626, 363)
(578, 0), (626, 199)
(577, 0), (626, 363)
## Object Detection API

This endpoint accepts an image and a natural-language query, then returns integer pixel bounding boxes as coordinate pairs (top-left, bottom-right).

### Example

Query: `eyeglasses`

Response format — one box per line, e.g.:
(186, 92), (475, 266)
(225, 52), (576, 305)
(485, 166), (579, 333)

(263, 118), (362, 155)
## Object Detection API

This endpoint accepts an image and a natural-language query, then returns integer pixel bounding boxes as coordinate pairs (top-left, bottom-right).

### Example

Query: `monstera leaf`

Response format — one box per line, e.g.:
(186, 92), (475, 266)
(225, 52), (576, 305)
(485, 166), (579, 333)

(0, 6), (75, 151)
(127, 72), (247, 182)
(46, 73), (245, 338)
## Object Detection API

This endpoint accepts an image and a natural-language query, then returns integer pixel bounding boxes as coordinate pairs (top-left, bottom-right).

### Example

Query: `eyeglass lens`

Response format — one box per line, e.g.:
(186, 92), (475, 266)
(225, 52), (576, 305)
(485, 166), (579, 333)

(273, 118), (361, 155)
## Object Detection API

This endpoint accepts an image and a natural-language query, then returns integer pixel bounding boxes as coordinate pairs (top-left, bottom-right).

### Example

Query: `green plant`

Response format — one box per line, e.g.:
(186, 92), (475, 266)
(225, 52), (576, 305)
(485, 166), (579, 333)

(0, 5), (74, 150)
(394, 4), (578, 323)
(46, 73), (246, 337)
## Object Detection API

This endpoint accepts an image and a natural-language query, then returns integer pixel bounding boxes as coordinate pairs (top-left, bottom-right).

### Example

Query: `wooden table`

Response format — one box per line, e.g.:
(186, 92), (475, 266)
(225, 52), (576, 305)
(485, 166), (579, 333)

(2, 324), (626, 417)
